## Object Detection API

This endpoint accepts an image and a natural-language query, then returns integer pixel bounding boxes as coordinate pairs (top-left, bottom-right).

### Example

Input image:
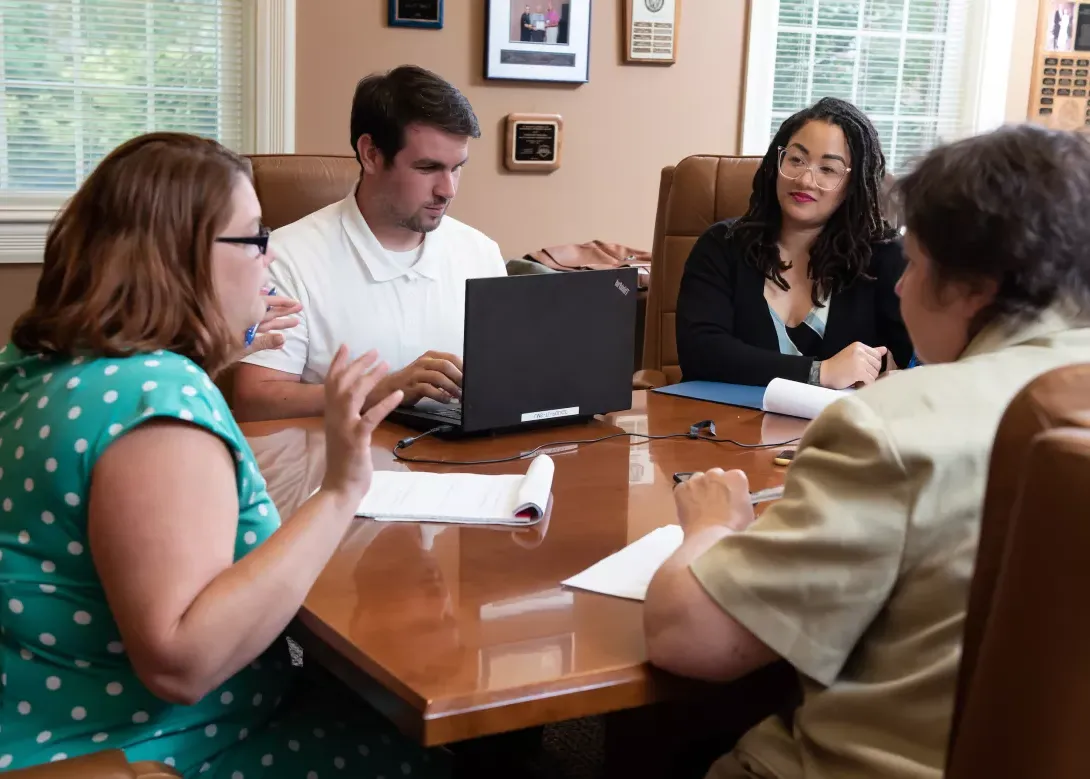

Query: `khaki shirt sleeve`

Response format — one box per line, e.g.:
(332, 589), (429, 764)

(690, 396), (912, 686)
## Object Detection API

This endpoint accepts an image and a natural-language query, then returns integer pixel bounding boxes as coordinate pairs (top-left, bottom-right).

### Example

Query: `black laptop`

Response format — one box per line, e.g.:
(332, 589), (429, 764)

(387, 267), (638, 436)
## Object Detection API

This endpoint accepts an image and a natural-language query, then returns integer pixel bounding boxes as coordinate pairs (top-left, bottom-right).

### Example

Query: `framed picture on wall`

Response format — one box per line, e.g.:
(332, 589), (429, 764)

(485, 0), (592, 83)
(388, 0), (444, 30)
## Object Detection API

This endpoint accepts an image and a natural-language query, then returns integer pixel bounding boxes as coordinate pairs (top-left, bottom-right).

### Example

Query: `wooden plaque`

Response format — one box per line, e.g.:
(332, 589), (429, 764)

(625, 0), (681, 64)
(504, 113), (563, 173)
(1028, 1), (1090, 129)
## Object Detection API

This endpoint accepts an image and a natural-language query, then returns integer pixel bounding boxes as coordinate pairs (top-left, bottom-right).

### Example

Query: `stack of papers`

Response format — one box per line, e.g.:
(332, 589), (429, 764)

(561, 526), (684, 601)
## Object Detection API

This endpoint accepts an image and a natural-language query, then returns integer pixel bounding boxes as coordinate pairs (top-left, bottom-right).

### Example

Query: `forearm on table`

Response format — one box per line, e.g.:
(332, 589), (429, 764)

(233, 378), (325, 422)
(153, 489), (358, 702)
(678, 331), (813, 385)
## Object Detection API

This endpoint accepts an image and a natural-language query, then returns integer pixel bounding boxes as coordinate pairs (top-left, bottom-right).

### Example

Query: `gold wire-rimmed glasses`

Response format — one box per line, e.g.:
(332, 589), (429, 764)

(777, 146), (851, 191)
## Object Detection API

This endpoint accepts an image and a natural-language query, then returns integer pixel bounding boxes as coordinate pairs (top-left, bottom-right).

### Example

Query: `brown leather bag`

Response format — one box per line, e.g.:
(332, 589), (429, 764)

(524, 240), (651, 288)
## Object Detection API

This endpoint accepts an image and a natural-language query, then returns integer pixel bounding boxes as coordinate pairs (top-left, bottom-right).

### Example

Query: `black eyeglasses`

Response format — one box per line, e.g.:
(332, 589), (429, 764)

(215, 226), (270, 257)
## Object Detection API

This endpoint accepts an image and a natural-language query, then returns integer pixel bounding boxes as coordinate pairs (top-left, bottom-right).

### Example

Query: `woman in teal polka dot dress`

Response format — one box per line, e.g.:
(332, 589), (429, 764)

(0, 133), (448, 777)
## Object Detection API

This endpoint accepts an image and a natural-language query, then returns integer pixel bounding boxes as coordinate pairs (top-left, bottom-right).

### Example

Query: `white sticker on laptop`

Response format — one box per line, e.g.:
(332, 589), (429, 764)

(521, 406), (580, 423)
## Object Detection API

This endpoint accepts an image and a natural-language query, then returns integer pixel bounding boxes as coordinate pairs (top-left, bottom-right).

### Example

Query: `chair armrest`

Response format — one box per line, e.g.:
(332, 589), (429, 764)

(633, 369), (668, 390)
(6, 751), (181, 779)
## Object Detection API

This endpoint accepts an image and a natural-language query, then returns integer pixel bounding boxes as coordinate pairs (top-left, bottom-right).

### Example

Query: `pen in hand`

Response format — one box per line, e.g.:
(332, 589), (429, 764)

(245, 286), (277, 347)
(671, 472), (784, 504)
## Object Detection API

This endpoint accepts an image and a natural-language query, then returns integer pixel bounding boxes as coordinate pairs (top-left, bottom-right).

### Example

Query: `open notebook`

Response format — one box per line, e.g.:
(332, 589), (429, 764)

(355, 454), (554, 527)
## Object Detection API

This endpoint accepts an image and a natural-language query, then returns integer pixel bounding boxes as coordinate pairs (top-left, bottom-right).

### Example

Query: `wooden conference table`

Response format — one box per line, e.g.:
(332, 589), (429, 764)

(241, 391), (808, 747)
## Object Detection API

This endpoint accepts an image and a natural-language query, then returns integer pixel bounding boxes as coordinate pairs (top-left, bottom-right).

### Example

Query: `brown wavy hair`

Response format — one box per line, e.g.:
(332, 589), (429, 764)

(11, 132), (252, 376)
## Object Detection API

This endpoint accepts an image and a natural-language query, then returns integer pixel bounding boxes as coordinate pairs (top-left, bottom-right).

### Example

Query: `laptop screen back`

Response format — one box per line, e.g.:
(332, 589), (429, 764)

(460, 268), (638, 433)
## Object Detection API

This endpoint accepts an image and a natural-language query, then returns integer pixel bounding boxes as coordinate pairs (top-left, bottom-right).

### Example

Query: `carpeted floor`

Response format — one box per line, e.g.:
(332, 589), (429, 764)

(289, 637), (608, 777)
(541, 718), (606, 779)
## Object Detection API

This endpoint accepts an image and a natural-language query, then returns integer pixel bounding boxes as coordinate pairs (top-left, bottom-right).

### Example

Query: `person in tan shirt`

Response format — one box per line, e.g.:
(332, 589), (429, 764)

(643, 123), (1090, 779)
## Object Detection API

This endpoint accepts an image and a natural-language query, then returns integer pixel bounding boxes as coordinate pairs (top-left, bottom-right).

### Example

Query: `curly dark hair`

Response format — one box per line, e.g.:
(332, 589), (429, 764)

(894, 123), (1090, 335)
(729, 97), (897, 305)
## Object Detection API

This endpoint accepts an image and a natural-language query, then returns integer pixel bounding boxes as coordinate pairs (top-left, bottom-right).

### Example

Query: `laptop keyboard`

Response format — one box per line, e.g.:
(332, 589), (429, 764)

(428, 406), (463, 422)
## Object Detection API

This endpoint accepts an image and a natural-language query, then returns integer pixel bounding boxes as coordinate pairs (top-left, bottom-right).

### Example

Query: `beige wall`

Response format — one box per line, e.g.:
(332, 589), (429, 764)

(294, 0), (748, 260)
(1008, 0), (1041, 122)
(0, 0), (1045, 340)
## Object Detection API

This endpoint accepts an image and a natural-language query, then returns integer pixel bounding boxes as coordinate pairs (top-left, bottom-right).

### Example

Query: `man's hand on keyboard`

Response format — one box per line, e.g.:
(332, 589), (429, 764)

(366, 350), (464, 410)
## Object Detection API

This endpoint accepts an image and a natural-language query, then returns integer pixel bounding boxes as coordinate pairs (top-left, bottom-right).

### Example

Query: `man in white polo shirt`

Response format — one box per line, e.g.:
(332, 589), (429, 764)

(232, 65), (506, 421)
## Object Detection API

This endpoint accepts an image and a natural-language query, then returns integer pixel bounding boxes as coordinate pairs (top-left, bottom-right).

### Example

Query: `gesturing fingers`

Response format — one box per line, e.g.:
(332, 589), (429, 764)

(329, 349), (376, 392)
(255, 316), (299, 333)
(361, 388), (404, 430)
(344, 357), (388, 415)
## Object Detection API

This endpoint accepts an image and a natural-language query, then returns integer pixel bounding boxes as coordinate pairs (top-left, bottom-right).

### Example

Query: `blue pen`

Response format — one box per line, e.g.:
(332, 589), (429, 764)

(908, 353), (920, 368)
(245, 286), (276, 347)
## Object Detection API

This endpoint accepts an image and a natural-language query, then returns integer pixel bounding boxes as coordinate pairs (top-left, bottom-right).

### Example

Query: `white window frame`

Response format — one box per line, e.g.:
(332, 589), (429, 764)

(0, 0), (295, 264)
(740, 0), (1019, 157)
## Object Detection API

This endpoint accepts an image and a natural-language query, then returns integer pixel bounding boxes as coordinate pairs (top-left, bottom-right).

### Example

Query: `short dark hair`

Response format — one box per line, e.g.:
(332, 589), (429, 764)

(730, 97), (897, 306)
(349, 65), (480, 165)
(894, 124), (1090, 330)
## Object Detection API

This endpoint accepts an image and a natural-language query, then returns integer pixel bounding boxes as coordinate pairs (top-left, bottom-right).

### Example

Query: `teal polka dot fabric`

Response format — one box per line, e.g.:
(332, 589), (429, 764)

(0, 344), (449, 778)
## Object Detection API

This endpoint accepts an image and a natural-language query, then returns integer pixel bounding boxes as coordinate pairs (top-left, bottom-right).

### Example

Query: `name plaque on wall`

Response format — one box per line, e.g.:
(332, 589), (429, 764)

(505, 113), (563, 172)
(1029, 1), (1090, 129)
(625, 0), (681, 64)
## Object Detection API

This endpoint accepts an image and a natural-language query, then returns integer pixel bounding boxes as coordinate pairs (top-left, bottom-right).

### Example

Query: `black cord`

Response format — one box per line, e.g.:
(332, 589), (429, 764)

(392, 421), (801, 466)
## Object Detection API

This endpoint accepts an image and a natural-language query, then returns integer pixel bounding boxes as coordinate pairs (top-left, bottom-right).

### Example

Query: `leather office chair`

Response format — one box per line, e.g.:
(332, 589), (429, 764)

(634, 155), (763, 389)
(247, 153), (360, 230)
(946, 364), (1090, 778)
(4, 750), (180, 779)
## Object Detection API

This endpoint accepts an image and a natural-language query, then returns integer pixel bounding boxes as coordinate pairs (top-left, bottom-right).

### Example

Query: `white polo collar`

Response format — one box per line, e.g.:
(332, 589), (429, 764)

(338, 188), (445, 282)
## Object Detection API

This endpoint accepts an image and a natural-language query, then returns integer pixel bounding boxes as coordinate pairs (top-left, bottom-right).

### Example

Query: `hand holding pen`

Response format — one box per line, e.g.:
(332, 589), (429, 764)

(672, 468), (766, 534)
(241, 286), (303, 359)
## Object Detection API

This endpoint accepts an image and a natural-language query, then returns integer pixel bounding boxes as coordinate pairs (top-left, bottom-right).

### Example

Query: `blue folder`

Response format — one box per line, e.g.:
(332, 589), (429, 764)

(651, 381), (766, 410)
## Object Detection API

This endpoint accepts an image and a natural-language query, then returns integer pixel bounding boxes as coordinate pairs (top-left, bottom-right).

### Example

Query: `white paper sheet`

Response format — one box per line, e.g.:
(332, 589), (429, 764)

(357, 455), (554, 526)
(561, 525), (684, 602)
(762, 377), (850, 420)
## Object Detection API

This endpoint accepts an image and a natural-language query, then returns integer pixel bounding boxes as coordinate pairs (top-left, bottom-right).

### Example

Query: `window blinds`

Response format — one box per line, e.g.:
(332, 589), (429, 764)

(0, 0), (244, 193)
(771, 0), (972, 174)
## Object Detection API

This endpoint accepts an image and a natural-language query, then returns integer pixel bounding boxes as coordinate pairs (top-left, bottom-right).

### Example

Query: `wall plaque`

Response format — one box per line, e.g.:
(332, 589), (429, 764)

(505, 113), (563, 172)
(625, 0), (680, 64)
(1030, 1), (1090, 129)
(388, 0), (443, 29)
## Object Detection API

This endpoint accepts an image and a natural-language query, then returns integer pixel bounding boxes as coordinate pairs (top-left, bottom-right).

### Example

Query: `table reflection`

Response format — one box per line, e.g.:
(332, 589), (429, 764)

(244, 391), (799, 744)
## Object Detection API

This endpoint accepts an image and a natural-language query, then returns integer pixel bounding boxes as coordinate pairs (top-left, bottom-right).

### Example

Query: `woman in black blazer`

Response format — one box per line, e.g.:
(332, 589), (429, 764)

(676, 97), (913, 389)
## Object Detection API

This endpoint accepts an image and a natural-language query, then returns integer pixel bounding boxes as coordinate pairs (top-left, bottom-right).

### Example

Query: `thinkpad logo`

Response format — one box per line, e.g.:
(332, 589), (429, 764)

(615, 279), (630, 296)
